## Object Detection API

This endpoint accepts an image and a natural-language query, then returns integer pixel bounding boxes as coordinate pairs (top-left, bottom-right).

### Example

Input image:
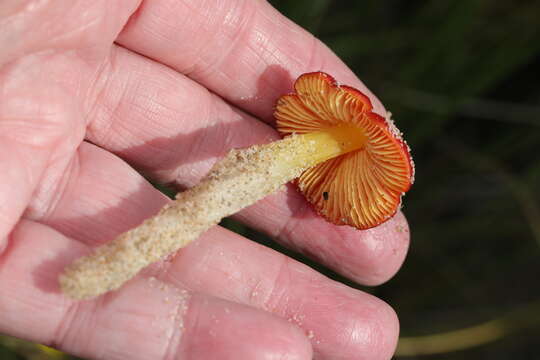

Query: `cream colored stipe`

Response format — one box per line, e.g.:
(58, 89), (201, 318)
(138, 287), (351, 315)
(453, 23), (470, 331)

(60, 135), (324, 300)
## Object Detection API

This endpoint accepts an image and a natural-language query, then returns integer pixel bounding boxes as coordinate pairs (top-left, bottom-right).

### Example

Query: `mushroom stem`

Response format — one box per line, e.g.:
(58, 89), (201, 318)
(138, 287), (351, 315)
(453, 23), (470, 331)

(60, 127), (366, 299)
(276, 125), (367, 169)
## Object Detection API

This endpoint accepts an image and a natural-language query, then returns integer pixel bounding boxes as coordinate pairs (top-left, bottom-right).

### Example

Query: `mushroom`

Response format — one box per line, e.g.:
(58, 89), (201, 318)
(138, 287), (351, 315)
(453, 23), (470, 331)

(60, 72), (414, 300)
(275, 72), (414, 229)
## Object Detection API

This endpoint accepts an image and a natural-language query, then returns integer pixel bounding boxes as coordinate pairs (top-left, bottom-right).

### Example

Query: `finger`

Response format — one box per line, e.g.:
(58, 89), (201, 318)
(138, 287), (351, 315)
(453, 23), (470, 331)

(116, 0), (386, 121)
(0, 220), (312, 360)
(235, 197), (411, 286)
(85, 44), (410, 284)
(160, 226), (400, 360)
(28, 141), (399, 359)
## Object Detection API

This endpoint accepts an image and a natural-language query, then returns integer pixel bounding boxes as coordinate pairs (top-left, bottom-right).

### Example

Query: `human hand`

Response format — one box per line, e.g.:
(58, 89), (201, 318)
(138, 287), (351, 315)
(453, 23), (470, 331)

(0, 1), (410, 359)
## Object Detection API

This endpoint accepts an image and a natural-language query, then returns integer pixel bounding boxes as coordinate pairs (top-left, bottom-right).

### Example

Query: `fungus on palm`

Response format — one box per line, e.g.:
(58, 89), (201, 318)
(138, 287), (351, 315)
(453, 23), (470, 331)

(60, 72), (414, 300)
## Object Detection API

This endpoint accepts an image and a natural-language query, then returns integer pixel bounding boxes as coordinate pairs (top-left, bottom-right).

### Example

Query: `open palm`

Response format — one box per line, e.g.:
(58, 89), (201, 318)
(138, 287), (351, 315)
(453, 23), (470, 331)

(0, 1), (410, 359)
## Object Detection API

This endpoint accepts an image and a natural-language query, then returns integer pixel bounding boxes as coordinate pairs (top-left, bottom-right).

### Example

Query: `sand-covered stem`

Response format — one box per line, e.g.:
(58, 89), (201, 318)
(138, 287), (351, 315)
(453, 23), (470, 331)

(60, 128), (365, 300)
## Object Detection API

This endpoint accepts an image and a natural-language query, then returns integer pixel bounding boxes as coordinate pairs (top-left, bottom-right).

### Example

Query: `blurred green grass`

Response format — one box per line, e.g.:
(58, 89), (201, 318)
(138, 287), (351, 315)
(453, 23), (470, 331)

(4, 0), (539, 358)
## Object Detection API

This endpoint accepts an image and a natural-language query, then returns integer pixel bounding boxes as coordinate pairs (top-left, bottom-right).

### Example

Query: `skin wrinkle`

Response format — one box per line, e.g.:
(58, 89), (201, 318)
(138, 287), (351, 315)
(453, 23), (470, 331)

(54, 251), (104, 355)
(255, 2), (306, 72)
(242, 26), (267, 78)
(0, 224), (17, 266)
(34, 134), (90, 224)
(249, 26), (283, 72)
(6, 141), (35, 190)
(354, 301), (398, 360)
(265, 256), (300, 314)
(38, 151), (93, 231)
(174, 0), (210, 33)
(317, 229), (348, 272)
(2, 1), (130, 65)
(51, 297), (89, 354)
(275, 199), (319, 252)
(248, 277), (265, 306)
(189, 0), (257, 81)
(11, 55), (89, 148)
(174, 96), (222, 181)
(83, 51), (115, 128)
(343, 320), (376, 359)
(86, 50), (140, 148)
(176, 293), (204, 360)
(25, 147), (80, 222)
(48, 11), (101, 49)
(338, 228), (385, 283)
(0, 0), (53, 65)
(161, 1), (235, 76)
(1, 56), (78, 148)
(272, 191), (346, 266)
(156, 285), (190, 360)
(211, 106), (247, 162)
(135, 94), (170, 130)
(147, 3), (200, 74)
(258, 255), (292, 312)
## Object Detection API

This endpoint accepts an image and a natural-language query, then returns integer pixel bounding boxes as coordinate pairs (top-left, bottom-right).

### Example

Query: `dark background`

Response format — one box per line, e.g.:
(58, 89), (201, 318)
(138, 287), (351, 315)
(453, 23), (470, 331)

(268, 1), (540, 358)
(2, 0), (539, 359)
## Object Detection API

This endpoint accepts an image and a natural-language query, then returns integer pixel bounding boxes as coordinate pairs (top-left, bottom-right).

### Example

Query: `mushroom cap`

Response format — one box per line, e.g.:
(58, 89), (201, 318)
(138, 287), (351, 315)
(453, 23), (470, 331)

(275, 72), (414, 229)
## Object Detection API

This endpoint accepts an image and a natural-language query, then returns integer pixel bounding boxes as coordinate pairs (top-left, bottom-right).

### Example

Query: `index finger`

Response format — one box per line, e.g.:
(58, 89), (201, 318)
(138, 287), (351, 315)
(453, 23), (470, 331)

(116, 0), (386, 122)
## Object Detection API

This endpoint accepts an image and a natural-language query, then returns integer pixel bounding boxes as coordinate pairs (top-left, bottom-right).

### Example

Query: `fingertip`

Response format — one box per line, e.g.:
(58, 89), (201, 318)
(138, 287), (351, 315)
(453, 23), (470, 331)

(181, 295), (313, 360)
(354, 297), (400, 360)
(313, 289), (400, 360)
(274, 206), (410, 286)
(345, 211), (411, 286)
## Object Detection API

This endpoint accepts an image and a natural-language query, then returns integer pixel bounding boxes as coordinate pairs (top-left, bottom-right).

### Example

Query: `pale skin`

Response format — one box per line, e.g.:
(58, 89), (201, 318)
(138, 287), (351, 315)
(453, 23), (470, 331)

(0, 1), (411, 360)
